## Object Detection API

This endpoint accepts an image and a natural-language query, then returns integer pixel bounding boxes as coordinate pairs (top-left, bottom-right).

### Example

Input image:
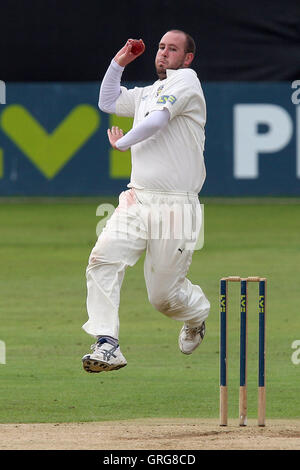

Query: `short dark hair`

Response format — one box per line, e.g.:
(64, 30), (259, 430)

(168, 29), (196, 55)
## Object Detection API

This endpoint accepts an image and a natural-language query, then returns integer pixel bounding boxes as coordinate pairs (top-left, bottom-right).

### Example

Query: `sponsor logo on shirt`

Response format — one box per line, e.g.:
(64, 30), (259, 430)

(156, 95), (177, 105)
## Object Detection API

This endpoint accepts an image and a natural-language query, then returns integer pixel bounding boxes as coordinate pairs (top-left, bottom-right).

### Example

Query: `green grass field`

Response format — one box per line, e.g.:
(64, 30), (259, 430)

(0, 197), (299, 424)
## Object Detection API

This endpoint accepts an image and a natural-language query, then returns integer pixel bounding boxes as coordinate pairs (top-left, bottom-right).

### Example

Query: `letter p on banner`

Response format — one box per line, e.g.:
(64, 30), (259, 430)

(0, 340), (6, 364)
(234, 104), (293, 178)
(0, 81), (6, 104)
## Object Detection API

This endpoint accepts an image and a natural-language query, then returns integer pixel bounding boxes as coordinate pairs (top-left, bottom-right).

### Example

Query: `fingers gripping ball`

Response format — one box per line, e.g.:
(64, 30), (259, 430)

(130, 39), (144, 55)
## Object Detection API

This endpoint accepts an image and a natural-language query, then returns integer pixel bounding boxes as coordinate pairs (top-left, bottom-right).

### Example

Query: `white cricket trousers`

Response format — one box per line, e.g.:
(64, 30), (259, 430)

(82, 188), (210, 339)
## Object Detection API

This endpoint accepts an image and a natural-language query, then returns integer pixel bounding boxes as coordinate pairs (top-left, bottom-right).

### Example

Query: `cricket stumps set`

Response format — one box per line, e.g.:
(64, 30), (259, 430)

(219, 276), (267, 426)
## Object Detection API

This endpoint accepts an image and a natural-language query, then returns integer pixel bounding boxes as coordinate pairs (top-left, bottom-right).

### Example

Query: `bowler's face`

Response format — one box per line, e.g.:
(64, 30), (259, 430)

(155, 31), (188, 80)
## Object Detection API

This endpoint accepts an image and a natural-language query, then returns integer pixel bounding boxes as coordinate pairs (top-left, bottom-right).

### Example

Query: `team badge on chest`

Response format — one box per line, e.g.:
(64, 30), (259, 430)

(156, 85), (164, 97)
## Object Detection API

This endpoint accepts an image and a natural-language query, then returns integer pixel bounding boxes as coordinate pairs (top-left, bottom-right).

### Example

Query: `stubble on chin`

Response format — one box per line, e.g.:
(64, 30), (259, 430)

(157, 71), (167, 80)
(155, 63), (167, 80)
(155, 59), (186, 80)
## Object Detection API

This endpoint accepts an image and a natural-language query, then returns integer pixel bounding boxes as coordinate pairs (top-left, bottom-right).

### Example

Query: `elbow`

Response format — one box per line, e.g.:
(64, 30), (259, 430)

(98, 101), (115, 114)
(98, 90), (113, 113)
(98, 100), (110, 114)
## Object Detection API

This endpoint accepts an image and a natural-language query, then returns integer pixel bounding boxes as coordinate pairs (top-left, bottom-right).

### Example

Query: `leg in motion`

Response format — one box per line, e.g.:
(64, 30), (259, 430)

(143, 195), (210, 355)
(82, 189), (147, 372)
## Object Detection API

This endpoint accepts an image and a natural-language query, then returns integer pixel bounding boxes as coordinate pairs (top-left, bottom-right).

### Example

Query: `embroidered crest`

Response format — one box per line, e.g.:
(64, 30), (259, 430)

(156, 85), (164, 97)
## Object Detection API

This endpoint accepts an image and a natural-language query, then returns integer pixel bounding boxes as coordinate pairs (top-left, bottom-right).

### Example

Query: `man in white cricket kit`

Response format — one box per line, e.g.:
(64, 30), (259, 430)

(82, 30), (210, 373)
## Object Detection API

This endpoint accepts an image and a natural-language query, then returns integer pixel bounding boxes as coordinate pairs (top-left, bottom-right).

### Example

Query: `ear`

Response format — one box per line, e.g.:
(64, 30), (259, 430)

(184, 52), (194, 67)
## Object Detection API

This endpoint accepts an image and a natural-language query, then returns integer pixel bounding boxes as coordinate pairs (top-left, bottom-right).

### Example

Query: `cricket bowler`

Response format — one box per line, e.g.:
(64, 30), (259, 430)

(82, 30), (210, 372)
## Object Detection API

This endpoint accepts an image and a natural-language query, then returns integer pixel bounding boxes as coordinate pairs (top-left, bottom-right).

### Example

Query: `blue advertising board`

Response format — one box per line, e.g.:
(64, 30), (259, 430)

(0, 81), (299, 196)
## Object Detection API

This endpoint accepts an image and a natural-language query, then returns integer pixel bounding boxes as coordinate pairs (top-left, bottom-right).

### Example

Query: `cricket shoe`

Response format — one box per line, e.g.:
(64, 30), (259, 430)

(178, 321), (206, 355)
(82, 337), (127, 373)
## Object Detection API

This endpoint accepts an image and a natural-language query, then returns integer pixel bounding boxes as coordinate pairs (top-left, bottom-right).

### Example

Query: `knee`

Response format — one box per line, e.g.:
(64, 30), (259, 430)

(87, 247), (106, 270)
(148, 290), (175, 315)
(87, 236), (119, 271)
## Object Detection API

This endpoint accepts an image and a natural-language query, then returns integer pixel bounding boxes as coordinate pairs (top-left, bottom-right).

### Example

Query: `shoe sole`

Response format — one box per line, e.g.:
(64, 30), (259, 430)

(82, 356), (127, 373)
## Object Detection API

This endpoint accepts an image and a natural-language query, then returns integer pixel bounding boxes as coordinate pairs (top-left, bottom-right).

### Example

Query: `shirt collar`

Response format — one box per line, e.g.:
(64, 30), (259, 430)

(166, 68), (197, 77)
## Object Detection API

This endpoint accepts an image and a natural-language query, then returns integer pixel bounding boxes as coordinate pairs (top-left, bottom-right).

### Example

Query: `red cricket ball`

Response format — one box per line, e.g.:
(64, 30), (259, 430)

(130, 39), (144, 55)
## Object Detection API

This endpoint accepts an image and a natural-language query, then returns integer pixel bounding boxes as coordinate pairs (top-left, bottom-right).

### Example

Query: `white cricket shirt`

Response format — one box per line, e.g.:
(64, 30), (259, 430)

(115, 68), (207, 194)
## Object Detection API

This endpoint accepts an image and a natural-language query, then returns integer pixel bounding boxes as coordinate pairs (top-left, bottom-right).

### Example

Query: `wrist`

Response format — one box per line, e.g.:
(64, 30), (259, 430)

(115, 139), (128, 152)
(111, 59), (125, 71)
(114, 57), (127, 68)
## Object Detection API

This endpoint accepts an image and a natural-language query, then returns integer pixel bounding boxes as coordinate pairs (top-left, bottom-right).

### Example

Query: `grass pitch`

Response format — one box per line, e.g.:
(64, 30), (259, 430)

(0, 197), (299, 423)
